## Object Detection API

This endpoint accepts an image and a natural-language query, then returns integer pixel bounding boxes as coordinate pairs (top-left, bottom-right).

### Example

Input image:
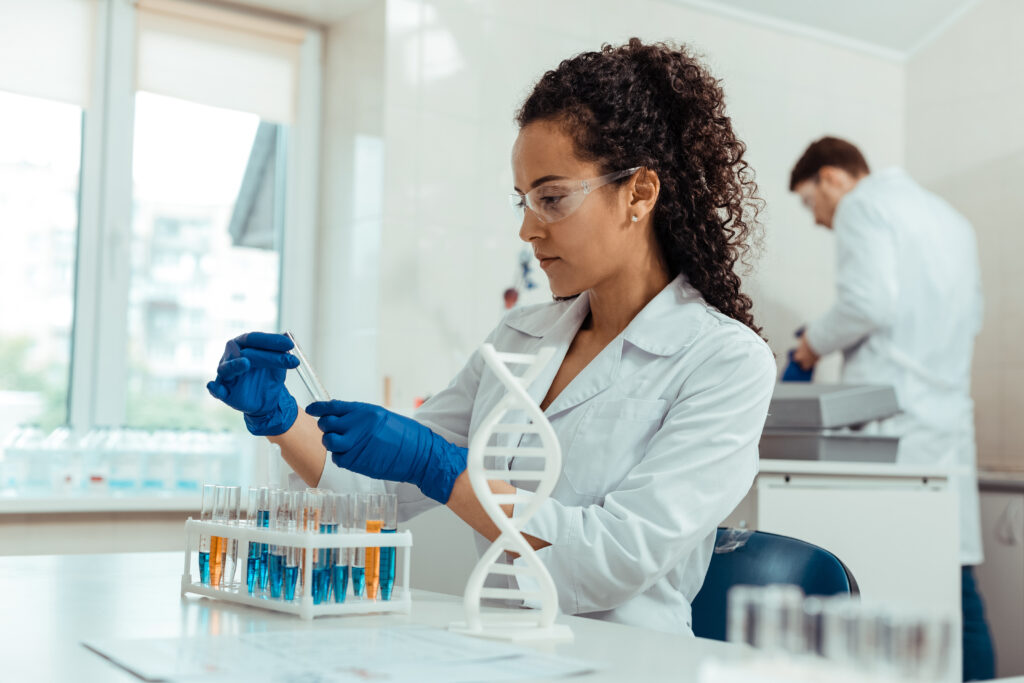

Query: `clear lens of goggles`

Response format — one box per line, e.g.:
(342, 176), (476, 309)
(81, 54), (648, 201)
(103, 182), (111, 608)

(509, 167), (640, 224)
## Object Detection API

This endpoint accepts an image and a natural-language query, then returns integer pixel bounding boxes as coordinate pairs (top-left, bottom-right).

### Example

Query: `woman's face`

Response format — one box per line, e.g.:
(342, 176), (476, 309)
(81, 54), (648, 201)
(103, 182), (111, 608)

(512, 120), (641, 298)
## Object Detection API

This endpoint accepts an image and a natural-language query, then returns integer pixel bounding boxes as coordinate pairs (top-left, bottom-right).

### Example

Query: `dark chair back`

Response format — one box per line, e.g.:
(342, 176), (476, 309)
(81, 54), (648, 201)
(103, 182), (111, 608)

(691, 528), (859, 641)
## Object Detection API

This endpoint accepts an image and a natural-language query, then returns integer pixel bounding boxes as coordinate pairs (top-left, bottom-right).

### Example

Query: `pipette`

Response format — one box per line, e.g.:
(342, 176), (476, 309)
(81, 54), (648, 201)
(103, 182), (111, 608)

(283, 331), (331, 402)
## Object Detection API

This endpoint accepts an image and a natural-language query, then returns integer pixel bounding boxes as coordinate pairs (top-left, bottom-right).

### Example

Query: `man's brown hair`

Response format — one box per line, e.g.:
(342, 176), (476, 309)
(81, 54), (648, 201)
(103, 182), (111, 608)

(789, 136), (870, 190)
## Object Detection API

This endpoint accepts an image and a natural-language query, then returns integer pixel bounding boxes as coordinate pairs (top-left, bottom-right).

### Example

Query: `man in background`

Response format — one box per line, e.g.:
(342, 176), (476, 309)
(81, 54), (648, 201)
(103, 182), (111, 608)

(790, 136), (994, 681)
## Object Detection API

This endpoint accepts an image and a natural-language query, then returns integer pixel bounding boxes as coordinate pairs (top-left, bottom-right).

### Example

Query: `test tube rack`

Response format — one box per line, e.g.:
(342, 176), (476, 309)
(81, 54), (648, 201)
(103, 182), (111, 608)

(181, 518), (412, 620)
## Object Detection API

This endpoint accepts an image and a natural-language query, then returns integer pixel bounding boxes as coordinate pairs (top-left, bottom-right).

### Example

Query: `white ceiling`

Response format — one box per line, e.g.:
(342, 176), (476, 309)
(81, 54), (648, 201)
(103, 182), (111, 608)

(674, 0), (981, 59)
(212, 0), (980, 60)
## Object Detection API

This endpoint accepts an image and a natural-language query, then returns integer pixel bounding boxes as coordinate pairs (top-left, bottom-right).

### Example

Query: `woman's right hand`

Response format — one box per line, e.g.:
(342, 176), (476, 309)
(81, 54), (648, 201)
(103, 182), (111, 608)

(206, 332), (300, 436)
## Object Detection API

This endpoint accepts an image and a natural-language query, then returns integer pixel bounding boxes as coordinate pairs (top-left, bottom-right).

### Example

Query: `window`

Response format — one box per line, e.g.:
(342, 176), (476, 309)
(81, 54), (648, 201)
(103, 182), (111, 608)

(0, 91), (82, 434)
(0, 0), (321, 499)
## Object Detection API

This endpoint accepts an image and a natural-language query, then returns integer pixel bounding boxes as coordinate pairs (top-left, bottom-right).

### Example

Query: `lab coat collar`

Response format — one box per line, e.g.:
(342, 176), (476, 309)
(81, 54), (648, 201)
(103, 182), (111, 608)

(502, 274), (704, 355)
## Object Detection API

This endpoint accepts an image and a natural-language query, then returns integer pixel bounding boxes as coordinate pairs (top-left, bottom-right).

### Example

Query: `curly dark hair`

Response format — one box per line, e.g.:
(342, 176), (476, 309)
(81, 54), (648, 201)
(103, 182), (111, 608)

(516, 38), (764, 336)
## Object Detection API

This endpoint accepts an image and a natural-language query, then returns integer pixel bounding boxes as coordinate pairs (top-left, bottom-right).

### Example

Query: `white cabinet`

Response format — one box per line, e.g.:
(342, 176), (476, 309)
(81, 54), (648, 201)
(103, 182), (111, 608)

(976, 485), (1024, 678)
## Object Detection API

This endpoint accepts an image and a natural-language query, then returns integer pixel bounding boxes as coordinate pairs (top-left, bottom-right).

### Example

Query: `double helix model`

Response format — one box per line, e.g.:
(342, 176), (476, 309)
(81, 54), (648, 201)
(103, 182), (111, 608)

(451, 343), (572, 642)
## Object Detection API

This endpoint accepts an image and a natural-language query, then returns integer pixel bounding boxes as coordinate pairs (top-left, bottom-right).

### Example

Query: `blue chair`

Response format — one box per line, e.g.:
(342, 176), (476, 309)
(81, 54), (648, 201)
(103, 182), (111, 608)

(691, 528), (859, 641)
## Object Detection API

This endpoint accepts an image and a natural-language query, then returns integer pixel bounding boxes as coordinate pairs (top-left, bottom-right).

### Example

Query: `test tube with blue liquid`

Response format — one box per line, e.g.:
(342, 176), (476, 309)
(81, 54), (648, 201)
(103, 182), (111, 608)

(332, 493), (352, 603)
(380, 493), (398, 601)
(267, 489), (286, 598)
(198, 484), (215, 584)
(257, 486), (271, 592)
(350, 494), (366, 598)
(245, 487), (260, 594)
(283, 491), (301, 601)
(309, 490), (335, 604)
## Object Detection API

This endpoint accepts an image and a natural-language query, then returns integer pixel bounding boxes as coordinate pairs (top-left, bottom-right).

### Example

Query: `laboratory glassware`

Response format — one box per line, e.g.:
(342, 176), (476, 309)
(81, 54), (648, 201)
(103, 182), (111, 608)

(350, 493), (366, 597)
(210, 485), (229, 586)
(257, 487), (271, 591)
(245, 487), (260, 594)
(283, 331), (330, 402)
(283, 491), (302, 601)
(310, 490), (336, 604)
(380, 493), (398, 600)
(267, 489), (286, 598)
(223, 485), (241, 587)
(333, 493), (352, 603)
(364, 493), (383, 599)
(198, 484), (216, 584)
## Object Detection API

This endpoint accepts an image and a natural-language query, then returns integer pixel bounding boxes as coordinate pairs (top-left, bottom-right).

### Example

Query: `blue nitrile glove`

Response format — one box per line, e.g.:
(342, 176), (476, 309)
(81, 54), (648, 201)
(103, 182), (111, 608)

(206, 332), (300, 436)
(782, 349), (814, 382)
(781, 326), (814, 382)
(306, 400), (467, 504)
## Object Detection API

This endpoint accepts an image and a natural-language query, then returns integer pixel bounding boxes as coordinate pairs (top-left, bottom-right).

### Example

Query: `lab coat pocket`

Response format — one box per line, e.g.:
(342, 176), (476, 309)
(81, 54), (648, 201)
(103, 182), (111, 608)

(565, 398), (669, 498)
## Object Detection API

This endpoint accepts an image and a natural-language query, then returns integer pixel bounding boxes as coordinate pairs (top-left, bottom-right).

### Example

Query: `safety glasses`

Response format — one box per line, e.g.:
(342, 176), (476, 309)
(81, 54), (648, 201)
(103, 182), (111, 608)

(509, 167), (641, 224)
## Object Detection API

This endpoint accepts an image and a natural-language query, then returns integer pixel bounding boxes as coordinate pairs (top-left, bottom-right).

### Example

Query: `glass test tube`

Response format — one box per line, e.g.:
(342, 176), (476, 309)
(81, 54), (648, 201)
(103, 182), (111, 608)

(299, 489), (320, 601)
(379, 493), (398, 601)
(245, 487), (260, 594)
(283, 331), (330, 402)
(350, 493), (366, 598)
(364, 493), (383, 599)
(209, 485), (228, 586)
(267, 488), (286, 599)
(310, 490), (335, 604)
(283, 490), (301, 601)
(332, 493), (351, 603)
(223, 486), (241, 588)
(198, 484), (216, 584)
(257, 487), (271, 592)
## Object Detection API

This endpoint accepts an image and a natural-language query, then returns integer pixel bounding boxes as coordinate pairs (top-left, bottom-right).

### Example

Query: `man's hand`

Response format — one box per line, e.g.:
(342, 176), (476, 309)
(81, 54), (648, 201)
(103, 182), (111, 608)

(793, 333), (820, 371)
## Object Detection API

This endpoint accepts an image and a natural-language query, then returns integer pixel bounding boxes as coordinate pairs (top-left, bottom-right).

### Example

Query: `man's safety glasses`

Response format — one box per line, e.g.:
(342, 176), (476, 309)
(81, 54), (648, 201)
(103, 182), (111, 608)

(509, 167), (641, 224)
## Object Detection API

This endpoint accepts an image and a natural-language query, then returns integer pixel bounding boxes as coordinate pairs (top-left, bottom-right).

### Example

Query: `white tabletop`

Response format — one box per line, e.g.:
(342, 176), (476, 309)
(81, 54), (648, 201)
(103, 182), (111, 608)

(0, 552), (744, 682)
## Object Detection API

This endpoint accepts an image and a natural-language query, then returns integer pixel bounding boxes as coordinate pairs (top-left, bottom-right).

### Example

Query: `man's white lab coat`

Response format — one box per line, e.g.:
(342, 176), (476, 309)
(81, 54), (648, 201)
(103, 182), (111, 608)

(318, 275), (775, 634)
(804, 167), (984, 565)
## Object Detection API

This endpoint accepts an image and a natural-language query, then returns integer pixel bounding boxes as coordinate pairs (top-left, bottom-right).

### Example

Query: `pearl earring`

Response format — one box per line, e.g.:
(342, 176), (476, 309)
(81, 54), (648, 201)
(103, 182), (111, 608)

(631, 215), (639, 223)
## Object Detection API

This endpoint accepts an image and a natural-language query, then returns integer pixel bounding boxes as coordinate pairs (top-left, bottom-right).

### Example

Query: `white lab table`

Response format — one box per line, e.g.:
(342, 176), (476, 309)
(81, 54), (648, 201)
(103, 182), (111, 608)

(0, 551), (744, 682)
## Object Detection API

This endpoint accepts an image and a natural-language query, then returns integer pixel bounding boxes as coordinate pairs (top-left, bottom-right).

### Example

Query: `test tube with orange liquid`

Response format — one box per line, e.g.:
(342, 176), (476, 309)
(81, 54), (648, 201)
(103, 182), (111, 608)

(364, 493), (383, 599)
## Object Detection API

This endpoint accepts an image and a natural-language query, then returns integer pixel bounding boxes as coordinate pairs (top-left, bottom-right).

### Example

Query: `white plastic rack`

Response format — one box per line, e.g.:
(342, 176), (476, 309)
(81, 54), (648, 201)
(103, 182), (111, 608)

(181, 518), (412, 620)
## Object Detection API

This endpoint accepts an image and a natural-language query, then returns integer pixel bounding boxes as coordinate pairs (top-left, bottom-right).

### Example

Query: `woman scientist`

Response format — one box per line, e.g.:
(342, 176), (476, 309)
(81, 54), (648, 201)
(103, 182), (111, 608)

(207, 38), (775, 636)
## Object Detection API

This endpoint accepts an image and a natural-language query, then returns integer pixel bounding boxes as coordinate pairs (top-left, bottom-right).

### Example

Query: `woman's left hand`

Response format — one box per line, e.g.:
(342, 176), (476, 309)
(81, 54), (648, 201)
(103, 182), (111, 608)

(306, 401), (467, 504)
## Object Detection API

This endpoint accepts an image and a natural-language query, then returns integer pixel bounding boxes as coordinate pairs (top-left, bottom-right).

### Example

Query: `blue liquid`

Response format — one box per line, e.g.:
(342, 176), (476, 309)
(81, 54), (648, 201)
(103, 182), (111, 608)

(246, 543), (259, 594)
(380, 529), (397, 601)
(198, 551), (210, 585)
(332, 565), (349, 603)
(268, 553), (285, 598)
(257, 510), (270, 590)
(284, 565), (298, 601)
(351, 566), (365, 597)
(312, 567), (332, 604)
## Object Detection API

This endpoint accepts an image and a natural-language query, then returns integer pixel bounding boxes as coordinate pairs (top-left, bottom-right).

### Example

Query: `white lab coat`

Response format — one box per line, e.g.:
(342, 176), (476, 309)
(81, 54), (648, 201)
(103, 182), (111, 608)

(804, 167), (984, 565)
(320, 275), (775, 635)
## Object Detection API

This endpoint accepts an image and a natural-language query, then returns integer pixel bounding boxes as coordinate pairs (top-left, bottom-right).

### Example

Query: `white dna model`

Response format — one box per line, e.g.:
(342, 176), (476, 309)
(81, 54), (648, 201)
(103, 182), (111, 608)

(449, 343), (573, 642)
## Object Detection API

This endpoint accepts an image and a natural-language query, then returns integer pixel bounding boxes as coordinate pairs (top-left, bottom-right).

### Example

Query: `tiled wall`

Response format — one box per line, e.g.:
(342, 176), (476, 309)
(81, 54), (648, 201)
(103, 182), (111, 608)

(907, 0), (1024, 471)
(363, 0), (906, 412)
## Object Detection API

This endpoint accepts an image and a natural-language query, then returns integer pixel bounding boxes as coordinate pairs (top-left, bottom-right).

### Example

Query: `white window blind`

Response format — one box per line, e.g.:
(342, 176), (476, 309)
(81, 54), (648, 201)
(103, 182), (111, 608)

(0, 0), (97, 106)
(135, 0), (306, 125)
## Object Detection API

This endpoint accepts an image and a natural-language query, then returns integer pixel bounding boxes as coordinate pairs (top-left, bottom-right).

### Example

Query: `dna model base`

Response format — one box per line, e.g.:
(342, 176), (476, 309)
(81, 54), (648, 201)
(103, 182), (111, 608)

(449, 344), (573, 643)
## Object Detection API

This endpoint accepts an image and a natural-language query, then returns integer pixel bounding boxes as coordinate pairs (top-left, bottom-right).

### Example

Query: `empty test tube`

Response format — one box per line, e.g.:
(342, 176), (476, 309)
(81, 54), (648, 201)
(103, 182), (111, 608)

(379, 493), (398, 601)
(223, 486), (241, 588)
(283, 331), (330, 402)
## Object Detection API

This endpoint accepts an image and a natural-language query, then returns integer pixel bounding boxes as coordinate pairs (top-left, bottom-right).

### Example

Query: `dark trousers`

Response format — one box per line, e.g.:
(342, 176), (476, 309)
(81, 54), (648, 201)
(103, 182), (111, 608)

(962, 565), (996, 681)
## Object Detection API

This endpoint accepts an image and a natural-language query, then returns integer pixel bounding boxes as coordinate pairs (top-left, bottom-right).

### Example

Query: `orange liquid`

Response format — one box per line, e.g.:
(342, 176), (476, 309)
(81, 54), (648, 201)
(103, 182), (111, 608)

(210, 536), (225, 586)
(365, 519), (382, 598)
